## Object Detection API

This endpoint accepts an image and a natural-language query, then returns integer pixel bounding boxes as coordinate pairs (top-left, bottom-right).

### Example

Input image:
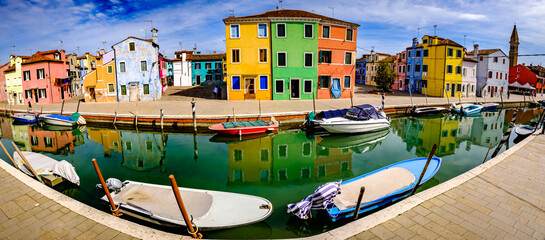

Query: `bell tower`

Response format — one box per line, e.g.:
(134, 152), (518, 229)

(509, 24), (519, 68)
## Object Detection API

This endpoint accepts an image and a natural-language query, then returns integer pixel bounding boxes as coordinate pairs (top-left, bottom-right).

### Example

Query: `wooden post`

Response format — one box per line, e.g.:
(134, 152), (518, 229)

(232, 108), (236, 122)
(482, 143), (494, 163)
(523, 92), (526, 107)
(350, 91), (354, 107)
(258, 100), (261, 120)
(11, 142), (42, 183)
(0, 141), (18, 169)
(424, 87), (428, 106)
(40, 106), (43, 115)
(191, 98), (196, 133)
(169, 175), (203, 239)
(312, 91), (316, 114)
(76, 99), (82, 112)
(500, 91), (504, 109)
(113, 102), (120, 125)
(60, 100), (65, 115)
(92, 159), (122, 216)
(411, 143), (438, 195)
(445, 90), (450, 105)
(409, 87), (414, 107)
(135, 101), (139, 127)
(353, 187), (366, 219)
(160, 109), (164, 130)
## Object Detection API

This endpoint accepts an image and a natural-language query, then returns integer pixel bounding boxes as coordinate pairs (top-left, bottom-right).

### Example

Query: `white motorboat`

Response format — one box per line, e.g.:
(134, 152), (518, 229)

(514, 125), (535, 137)
(12, 113), (38, 123)
(41, 114), (76, 126)
(317, 104), (391, 134)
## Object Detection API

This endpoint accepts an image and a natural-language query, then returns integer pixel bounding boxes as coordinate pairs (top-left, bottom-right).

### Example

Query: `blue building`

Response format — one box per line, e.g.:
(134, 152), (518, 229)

(166, 59), (173, 86)
(405, 38), (424, 93)
(191, 53), (225, 86)
(356, 55), (369, 84)
(112, 29), (162, 102)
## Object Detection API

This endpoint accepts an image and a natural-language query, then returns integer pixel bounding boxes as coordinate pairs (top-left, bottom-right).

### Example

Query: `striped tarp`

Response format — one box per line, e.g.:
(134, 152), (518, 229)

(287, 180), (342, 219)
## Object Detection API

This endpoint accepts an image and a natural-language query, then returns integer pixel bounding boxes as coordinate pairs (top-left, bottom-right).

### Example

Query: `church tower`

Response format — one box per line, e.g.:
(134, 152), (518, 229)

(509, 24), (519, 68)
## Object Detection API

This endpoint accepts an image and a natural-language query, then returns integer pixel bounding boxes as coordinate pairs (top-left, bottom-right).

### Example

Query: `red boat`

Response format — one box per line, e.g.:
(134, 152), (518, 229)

(209, 119), (279, 135)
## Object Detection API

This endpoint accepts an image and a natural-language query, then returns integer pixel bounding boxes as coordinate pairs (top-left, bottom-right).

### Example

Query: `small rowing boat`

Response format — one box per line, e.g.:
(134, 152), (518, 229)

(13, 151), (80, 185)
(209, 118), (279, 135)
(12, 113), (38, 123)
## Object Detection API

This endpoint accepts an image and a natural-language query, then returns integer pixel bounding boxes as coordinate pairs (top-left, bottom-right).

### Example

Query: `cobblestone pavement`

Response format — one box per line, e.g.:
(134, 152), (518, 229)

(349, 134), (545, 240)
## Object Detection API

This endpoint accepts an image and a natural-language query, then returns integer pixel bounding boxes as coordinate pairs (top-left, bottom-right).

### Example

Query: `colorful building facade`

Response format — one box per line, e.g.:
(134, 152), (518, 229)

(509, 64), (545, 94)
(393, 51), (406, 90)
(0, 62), (9, 102)
(421, 35), (464, 98)
(364, 51), (390, 87)
(355, 55), (369, 84)
(172, 51), (193, 87)
(83, 50), (117, 102)
(462, 57), (477, 97)
(467, 45), (509, 98)
(405, 38), (424, 93)
(191, 53), (225, 86)
(5, 55), (29, 105)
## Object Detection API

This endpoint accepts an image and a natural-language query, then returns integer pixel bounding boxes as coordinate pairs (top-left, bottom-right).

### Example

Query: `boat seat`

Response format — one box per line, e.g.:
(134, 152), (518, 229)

(222, 122), (236, 128)
(334, 167), (415, 211)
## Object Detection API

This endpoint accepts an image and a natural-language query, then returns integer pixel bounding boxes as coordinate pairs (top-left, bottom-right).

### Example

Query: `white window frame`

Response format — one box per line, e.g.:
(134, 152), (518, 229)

(231, 48), (241, 64)
(302, 142), (312, 157)
(23, 70), (30, 81)
(257, 23), (267, 38)
(346, 28), (354, 41)
(276, 23), (286, 38)
(275, 79), (285, 94)
(277, 144), (288, 158)
(119, 61), (126, 73)
(129, 42), (136, 52)
(343, 75), (351, 89)
(37, 69), (45, 79)
(258, 75), (269, 90)
(277, 52), (287, 67)
(230, 24), (240, 39)
(304, 24), (313, 38)
(304, 52), (313, 68)
(258, 48), (268, 63)
(344, 51), (353, 65)
(322, 25), (330, 39)
(140, 60), (148, 72)
(303, 79), (313, 93)
(107, 83), (115, 95)
(107, 65), (113, 74)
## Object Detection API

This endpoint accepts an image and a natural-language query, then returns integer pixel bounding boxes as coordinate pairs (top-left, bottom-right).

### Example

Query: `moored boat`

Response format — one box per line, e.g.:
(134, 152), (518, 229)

(11, 113), (38, 123)
(99, 180), (273, 230)
(482, 103), (499, 111)
(209, 118), (278, 135)
(13, 151), (80, 185)
(317, 104), (390, 134)
(514, 125), (535, 137)
(451, 104), (483, 115)
(409, 106), (447, 116)
(41, 114), (77, 126)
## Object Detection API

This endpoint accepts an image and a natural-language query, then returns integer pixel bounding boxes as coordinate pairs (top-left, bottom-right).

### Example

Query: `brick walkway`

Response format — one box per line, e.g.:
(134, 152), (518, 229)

(349, 134), (545, 240)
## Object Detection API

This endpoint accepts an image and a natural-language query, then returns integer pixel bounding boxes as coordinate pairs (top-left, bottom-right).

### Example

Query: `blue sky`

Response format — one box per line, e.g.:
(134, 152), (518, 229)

(1, 0), (544, 65)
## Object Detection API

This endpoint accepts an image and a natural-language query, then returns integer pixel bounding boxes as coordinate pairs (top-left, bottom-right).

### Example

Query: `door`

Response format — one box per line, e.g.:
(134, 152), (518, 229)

(33, 89), (38, 103)
(129, 83), (139, 101)
(89, 88), (95, 101)
(60, 86), (65, 99)
(196, 75), (201, 85)
(290, 79), (300, 99)
(244, 78), (255, 99)
(451, 87), (455, 97)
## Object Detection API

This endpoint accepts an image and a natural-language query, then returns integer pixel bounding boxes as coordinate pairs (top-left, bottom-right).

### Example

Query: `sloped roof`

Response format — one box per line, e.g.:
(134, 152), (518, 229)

(0, 62), (9, 69)
(22, 52), (64, 65)
(379, 56), (395, 63)
(510, 25), (519, 42)
(112, 36), (157, 48)
(463, 57), (478, 62)
(436, 39), (463, 48)
(466, 49), (501, 55)
(191, 53), (226, 61)
(528, 65), (545, 76)
(224, 9), (359, 27)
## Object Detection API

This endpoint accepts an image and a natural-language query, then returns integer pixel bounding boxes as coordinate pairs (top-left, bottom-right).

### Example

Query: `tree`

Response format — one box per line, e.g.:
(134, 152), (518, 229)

(375, 61), (397, 92)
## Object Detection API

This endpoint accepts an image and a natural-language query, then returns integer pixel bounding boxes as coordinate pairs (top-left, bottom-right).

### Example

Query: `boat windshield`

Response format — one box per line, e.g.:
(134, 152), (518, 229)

(344, 104), (385, 120)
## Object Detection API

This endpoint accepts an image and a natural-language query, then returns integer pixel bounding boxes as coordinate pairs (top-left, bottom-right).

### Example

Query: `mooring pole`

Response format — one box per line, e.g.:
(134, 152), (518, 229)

(381, 93), (385, 112)
(411, 143), (438, 195)
(312, 91), (316, 114)
(76, 99), (82, 112)
(191, 98), (196, 133)
(232, 108), (236, 122)
(482, 143), (494, 163)
(60, 100), (65, 115)
(40, 106), (43, 115)
(169, 175), (203, 239)
(350, 91), (354, 107)
(11, 142), (42, 183)
(135, 101), (139, 127)
(160, 109), (164, 130)
(491, 109), (518, 158)
(409, 87), (414, 107)
(0, 141), (18, 169)
(500, 92), (504, 109)
(193, 132), (198, 162)
(258, 100), (261, 120)
(92, 159), (122, 216)
(113, 102), (120, 126)
(353, 187), (366, 219)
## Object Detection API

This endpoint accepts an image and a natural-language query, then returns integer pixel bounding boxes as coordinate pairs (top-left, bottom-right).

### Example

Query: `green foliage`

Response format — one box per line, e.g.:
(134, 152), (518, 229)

(375, 62), (398, 92)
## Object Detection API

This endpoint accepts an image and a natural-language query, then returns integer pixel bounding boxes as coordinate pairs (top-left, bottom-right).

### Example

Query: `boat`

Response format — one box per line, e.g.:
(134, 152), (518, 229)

(12, 151), (80, 185)
(451, 104), (483, 115)
(99, 180), (273, 230)
(317, 129), (389, 154)
(316, 104), (390, 134)
(287, 157), (442, 221)
(482, 103), (499, 111)
(514, 125), (535, 138)
(41, 114), (77, 126)
(209, 118), (279, 135)
(409, 106), (446, 116)
(11, 113), (39, 123)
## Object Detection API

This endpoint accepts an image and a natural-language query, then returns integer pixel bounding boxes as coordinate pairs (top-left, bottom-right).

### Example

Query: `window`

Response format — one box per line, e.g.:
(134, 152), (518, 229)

(480, 56), (484, 61)
(143, 84), (149, 94)
(37, 69), (45, 79)
(215, 62), (221, 69)
(447, 65), (453, 74)
(422, 65), (428, 72)
(259, 49), (267, 63)
(121, 85), (127, 95)
(500, 73), (503, 79)
(275, 79), (284, 93)
(344, 52), (352, 65)
(119, 62), (126, 72)
(215, 74), (222, 81)
(398, 66), (402, 73)
(319, 51), (332, 63)
(416, 50), (421, 57)
(25, 90), (32, 99)
(322, 25), (330, 38)
(503, 59), (506, 64)
(232, 49), (240, 63)
(108, 83), (115, 93)
(206, 74), (212, 80)
(277, 23), (286, 38)
(346, 29), (353, 41)
(517, 67), (520, 72)
(319, 75), (330, 88)
(304, 79), (312, 93)
(344, 76), (351, 88)
(456, 49), (462, 58)
(38, 89), (47, 98)
(494, 57), (498, 62)
(258, 23), (267, 38)
(107, 65), (113, 74)
(277, 52), (287, 67)
(456, 66), (462, 74)
(125, 141), (132, 152)
(423, 49), (428, 57)
(408, 51), (411, 58)
(205, 63), (211, 69)
(140, 60), (147, 72)
(407, 64), (411, 72)
(446, 83), (450, 91)
(457, 84), (461, 92)
(447, 48), (453, 57)
(232, 76), (240, 90)
(423, 39), (428, 44)
(488, 71), (493, 78)
(496, 72), (498, 79)
(415, 64), (421, 72)
(304, 24), (313, 38)
(195, 63), (201, 69)
(230, 25), (240, 38)
(129, 42), (135, 51)
(259, 76), (268, 90)
(23, 71), (30, 81)
(304, 53), (313, 67)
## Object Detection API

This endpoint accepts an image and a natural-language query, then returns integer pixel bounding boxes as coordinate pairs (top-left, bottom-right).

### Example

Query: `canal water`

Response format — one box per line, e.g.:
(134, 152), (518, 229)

(0, 108), (541, 239)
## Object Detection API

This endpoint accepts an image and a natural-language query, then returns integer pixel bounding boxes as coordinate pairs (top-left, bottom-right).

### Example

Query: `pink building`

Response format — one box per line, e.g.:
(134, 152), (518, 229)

(0, 62), (9, 102)
(393, 51), (407, 91)
(158, 54), (168, 93)
(21, 50), (71, 105)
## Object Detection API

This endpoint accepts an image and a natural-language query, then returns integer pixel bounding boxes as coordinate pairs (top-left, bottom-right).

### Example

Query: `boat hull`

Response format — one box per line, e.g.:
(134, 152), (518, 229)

(319, 117), (390, 134)
(41, 114), (76, 126)
(12, 113), (37, 123)
(411, 107), (446, 116)
(209, 123), (278, 135)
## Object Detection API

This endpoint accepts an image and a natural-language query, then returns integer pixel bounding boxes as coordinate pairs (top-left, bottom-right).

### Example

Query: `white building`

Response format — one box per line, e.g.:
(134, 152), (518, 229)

(172, 51), (193, 86)
(462, 57), (477, 97)
(467, 45), (509, 98)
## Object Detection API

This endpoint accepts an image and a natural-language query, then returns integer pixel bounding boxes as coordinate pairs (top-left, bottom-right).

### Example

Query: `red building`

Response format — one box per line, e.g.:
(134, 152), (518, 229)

(509, 64), (545, 94)
(393, 51), (407, 91)
(21, 50), (72, 105)
(0, 62), (9, 102)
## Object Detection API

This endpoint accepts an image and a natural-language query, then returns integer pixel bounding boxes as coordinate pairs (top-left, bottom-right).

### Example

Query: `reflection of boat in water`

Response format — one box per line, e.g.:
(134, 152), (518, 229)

(100, 180), (273, 230)
(318, 129), (389, 154)
(41, 124), (87, 135)
(409, 106), (446, 116)
(209, 132), (271, 144)
(513, 125), (535, 143)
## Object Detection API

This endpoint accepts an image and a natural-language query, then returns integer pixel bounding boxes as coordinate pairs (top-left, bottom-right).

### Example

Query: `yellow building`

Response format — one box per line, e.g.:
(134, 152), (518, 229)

(228, 136), (273, 184)
(4, 55), (29, 105)
(223, 17), (271, 100)
(87, 128), (122, 157)
(421, 36), (464, 97)
(83, 51), (117, 102)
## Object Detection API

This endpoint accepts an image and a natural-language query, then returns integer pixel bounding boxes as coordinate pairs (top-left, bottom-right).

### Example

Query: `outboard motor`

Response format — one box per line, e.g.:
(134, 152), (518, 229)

(96, 178), (124, 193)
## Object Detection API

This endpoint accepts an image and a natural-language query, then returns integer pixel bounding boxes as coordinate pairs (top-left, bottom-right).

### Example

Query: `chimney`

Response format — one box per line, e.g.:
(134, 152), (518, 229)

(10, 55), (15, 66)
(412, 38), (418, 48)
(213, 51), (216, 54)
(151, 28), (158, 45)
(473, 44), (479, 58)
(522, 63), (525, 66)
(99, 49), (105, 55)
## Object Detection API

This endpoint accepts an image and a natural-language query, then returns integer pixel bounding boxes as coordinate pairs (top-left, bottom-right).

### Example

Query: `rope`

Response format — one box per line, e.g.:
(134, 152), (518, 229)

(109, 203), (120, 212)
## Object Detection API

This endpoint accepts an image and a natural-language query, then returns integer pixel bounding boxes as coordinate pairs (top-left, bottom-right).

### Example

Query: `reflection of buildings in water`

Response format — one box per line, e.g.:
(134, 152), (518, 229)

(228, 135), (273, 184)
(119, 131), (166, 171)
(28, 127), (75, 155)
(0, 118), (13, 139)
(391, 118), (421, 152)
(11, 125), (30, 151)
(272, 131), (316, 183)
(87, 129), (122, 157)
(471, 111), (505, 147)
(456, 116), (474, 151)
(314, 144), (352, 179)
(504, 108), (540, 125)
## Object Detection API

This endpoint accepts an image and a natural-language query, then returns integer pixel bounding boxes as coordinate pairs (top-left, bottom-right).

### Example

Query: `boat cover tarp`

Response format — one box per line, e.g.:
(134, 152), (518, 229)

(222, 120), (270, 128)
(331, 79), (341, 98)
(346, 104), (386, 120)
(317, 109), (349, 119)
(43, 114), (74, 122)
(287, 180), (341, 219)
(14, 151), (80, 185)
